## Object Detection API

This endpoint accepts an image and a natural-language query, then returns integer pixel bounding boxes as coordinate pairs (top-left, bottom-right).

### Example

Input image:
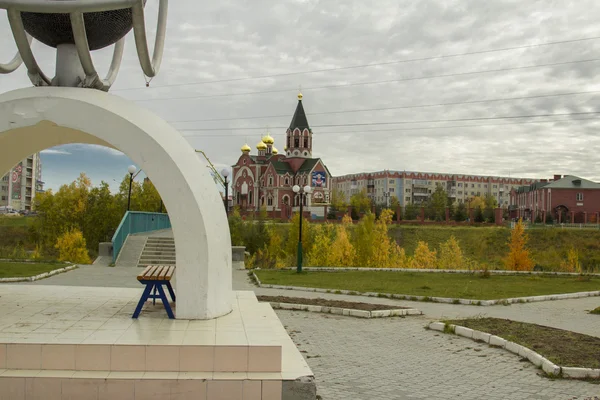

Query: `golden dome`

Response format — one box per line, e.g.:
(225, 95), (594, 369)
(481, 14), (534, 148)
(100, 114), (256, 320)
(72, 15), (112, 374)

(262, 133), (274, 145)
(240, 143), (251, 152)
(272, 147), (278, 155)
(257, 141), (267, 150)
(297, 91), (303, 100)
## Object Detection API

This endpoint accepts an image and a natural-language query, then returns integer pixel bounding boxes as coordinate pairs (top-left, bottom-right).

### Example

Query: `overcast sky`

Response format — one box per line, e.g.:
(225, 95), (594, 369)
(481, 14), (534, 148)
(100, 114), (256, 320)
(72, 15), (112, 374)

(1, 0), (600, 192)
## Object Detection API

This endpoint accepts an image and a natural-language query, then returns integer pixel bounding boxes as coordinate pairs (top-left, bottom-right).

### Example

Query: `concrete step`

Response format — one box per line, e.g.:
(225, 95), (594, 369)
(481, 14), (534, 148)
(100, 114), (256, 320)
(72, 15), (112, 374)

(140, 251), (176, 256)
(138, 259), (177, 264)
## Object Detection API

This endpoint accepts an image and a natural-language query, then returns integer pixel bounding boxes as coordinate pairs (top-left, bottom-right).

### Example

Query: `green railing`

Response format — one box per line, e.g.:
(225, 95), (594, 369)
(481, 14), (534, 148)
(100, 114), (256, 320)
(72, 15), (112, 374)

(112, 211), (171, 263)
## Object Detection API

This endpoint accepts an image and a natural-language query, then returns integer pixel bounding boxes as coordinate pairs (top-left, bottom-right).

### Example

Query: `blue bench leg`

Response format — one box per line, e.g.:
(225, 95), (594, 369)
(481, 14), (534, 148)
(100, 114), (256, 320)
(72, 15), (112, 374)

(166, 281), (176, 302)
(132, 282), (154, 319)
(156, 283), (175, 319)
(153, 286), (157, 305)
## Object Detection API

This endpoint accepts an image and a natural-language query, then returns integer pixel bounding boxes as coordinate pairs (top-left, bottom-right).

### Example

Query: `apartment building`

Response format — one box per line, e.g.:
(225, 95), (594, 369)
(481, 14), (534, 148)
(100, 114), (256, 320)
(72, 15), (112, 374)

(0, 153), (44, 211)
(332, 170), (537, 207)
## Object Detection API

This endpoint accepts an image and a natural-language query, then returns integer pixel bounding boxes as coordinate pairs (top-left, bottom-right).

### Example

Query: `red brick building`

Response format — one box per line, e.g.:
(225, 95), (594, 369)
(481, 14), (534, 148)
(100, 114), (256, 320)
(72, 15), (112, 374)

(231, 93), (331, 219)
(509, 175), (600, 223)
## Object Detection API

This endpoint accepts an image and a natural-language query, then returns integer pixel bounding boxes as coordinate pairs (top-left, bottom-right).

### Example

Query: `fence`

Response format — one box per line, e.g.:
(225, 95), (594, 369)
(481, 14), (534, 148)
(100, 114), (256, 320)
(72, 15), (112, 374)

(511, 221), (600, 230)
(111, 211), (171, 263)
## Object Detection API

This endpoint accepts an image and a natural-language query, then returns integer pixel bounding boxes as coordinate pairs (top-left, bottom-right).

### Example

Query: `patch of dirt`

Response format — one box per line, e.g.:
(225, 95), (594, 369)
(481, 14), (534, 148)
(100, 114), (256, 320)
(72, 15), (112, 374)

(446, 317), (600, 369)
(257, 295), (409, 311)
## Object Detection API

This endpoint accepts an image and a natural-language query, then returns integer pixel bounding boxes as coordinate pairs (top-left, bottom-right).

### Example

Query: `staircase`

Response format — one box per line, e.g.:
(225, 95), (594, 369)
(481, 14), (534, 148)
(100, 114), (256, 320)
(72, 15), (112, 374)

(137, 236), (176, 267)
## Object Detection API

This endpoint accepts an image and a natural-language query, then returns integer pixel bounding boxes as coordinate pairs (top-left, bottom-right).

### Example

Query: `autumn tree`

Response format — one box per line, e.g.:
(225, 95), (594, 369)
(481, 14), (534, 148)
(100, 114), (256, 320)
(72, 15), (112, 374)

(389, 195), (401, 210)
(350, 188), (372, 214)
(307, 224), (334, 267)
(55, 228), (92, 264)
(330, 188), (348, 212)
(326, 215), (356, 267)
(483, 194), (498, 223)
(504, 218), (534, 271)
(411, 241), (437, 269)
(429, 185), (448, 221)
(83, 181), (122, 251)
(438, 236), (464, 270)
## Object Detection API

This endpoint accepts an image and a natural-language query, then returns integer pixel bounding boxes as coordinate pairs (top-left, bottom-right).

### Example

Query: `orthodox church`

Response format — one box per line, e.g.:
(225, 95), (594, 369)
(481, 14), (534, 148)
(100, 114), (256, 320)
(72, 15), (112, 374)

(231, 93), (332, 219)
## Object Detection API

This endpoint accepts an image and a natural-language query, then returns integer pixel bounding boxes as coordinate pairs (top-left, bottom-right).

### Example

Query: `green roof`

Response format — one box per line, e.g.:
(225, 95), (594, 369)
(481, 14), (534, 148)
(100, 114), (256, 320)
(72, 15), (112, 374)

(545, 175), (600, 189)
(272, 161), (293, 175)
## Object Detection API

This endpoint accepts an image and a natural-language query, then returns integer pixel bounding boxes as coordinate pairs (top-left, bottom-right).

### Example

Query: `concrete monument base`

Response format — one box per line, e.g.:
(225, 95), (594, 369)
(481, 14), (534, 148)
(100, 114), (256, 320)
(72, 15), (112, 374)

(0, 284), (315, 399)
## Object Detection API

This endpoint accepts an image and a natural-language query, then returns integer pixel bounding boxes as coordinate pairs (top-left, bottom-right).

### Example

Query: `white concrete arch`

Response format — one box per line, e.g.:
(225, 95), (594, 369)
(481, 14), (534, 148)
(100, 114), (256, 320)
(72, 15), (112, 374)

(0, 87), (232, 320)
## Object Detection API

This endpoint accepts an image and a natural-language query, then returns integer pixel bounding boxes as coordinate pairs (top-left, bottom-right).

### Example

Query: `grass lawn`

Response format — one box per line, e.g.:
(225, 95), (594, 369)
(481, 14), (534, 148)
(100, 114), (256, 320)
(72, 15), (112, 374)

(0, 262), (67, 278)
(445, 317), (600, 369)
(591, 307), (600, 315)
(254, 270), (600, 300)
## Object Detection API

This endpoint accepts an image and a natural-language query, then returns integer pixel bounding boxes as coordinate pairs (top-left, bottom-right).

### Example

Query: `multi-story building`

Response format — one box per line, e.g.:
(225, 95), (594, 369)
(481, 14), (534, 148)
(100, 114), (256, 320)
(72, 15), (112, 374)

(333, 170), (537, 208)
(510, 175), (600, 223)
(231, 93), (332, 219)
(0, 153), (44, 211)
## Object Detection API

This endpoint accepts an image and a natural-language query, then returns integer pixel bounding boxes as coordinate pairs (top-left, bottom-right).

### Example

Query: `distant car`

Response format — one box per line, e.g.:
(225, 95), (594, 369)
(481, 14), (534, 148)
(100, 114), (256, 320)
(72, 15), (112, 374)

(5, 211), (20, 216)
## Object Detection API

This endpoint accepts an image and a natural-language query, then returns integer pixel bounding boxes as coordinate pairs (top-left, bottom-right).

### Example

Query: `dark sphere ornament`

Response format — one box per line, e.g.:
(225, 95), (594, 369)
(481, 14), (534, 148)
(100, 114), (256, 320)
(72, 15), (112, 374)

(21, 8), (135, 51)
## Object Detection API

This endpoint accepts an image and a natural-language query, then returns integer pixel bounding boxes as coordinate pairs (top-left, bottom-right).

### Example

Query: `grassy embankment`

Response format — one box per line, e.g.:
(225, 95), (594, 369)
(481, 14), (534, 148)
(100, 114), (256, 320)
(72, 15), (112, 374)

(269, 224), (600, 271)
(255, 270), (600, 300)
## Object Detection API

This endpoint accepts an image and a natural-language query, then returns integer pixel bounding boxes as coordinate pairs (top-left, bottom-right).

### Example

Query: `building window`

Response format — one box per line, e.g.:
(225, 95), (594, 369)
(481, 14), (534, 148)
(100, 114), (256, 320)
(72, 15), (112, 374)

(287, 137), (290, 148)
(405, 188), (411, 193)
(405, 197), (410, 202)
(285, 178), (289, 185)
(389, 188), (395, 192)
(471, 184), (475, 188)
(268, 176), (273, 186)
(1, 196), (5, 201)
(389, 180), (394, 184)
(294, 138), (299, 147)
(458, 183), (462, 187)
(576, 193), (583, 201)
(249, 191), (253, 205)
(303, 137), (308, 148)
(267, 197), (273, 206)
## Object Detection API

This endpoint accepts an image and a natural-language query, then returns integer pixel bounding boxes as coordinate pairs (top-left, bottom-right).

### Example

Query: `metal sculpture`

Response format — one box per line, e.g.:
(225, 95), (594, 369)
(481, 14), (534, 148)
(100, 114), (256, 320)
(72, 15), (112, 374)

(0, 0), (167, 91)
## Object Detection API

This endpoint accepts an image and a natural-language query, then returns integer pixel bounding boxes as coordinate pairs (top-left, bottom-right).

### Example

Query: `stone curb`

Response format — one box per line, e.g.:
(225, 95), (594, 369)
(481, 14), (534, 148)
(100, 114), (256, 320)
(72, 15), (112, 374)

(282, 267), (600, 277)
(252, 272), (600, 306)
(268, 302), (422, 318)
(0, 265), (78, 283)
(428, 322), (600, 380)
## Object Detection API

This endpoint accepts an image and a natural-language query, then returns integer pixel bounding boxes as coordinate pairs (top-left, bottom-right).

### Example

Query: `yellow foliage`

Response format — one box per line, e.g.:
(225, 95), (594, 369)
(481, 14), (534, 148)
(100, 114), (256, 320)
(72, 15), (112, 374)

(327, 223), (356, 267)
(504, 219), (534, 271)
(390, 245), (410, 268)
(307, 224), (334, 267)
(55, 229), (92, 264)
(438, 236), (464, 270)
(411, 241), (437, 269)
(560, 247), (582, 273)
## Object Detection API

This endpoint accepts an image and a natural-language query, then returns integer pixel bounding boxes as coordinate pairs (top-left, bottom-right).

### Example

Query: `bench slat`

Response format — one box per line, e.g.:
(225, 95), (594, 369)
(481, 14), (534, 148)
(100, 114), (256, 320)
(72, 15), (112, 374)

(137, 265), (153, 280)
(138, 265), (158, 281)
(158, 266), (169, 280)
(164, 266), (175, 281)
(151, 265), (165, 280)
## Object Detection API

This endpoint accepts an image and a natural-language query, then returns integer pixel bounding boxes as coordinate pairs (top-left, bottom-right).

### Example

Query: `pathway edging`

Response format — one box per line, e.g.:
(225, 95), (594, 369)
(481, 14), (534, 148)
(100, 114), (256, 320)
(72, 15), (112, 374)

(0, 265), (78, 283)
(253, 271), (600, 306)
(428, 321), (600, 379)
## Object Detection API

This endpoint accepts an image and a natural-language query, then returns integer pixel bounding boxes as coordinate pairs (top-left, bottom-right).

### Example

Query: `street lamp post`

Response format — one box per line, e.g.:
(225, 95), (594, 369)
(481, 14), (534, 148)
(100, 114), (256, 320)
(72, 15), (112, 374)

(383, 191), (390, 208)
(221, 168), (230, 214)
(293, 184), (312, 273)
(127, 165), (136, 211)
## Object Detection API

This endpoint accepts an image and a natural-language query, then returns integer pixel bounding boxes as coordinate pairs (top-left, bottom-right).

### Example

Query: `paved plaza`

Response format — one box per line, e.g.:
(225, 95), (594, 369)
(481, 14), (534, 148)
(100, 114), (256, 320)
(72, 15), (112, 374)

(14, 265), (600, 399)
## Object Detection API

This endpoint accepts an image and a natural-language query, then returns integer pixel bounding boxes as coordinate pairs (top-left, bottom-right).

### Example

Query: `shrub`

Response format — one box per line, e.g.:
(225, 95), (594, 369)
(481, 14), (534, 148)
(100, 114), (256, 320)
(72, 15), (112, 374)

(560, 247), (582, 273)
(438, 236), (464, 270)
(326, 216), (355, 267)
(411, 241), (437, 269)
(55, 229), (92, 264)
(504, 219), (534, 271)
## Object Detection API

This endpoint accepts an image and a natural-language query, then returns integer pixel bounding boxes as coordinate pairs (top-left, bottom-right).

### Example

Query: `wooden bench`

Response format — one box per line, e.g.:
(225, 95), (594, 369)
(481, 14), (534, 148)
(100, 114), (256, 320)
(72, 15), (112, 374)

(132, 265), (176, 319)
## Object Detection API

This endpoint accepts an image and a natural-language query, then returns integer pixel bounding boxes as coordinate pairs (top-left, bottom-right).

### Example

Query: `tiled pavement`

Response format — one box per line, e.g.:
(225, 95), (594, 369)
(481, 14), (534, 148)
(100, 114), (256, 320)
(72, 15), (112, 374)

(15, 265), (600, 400)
